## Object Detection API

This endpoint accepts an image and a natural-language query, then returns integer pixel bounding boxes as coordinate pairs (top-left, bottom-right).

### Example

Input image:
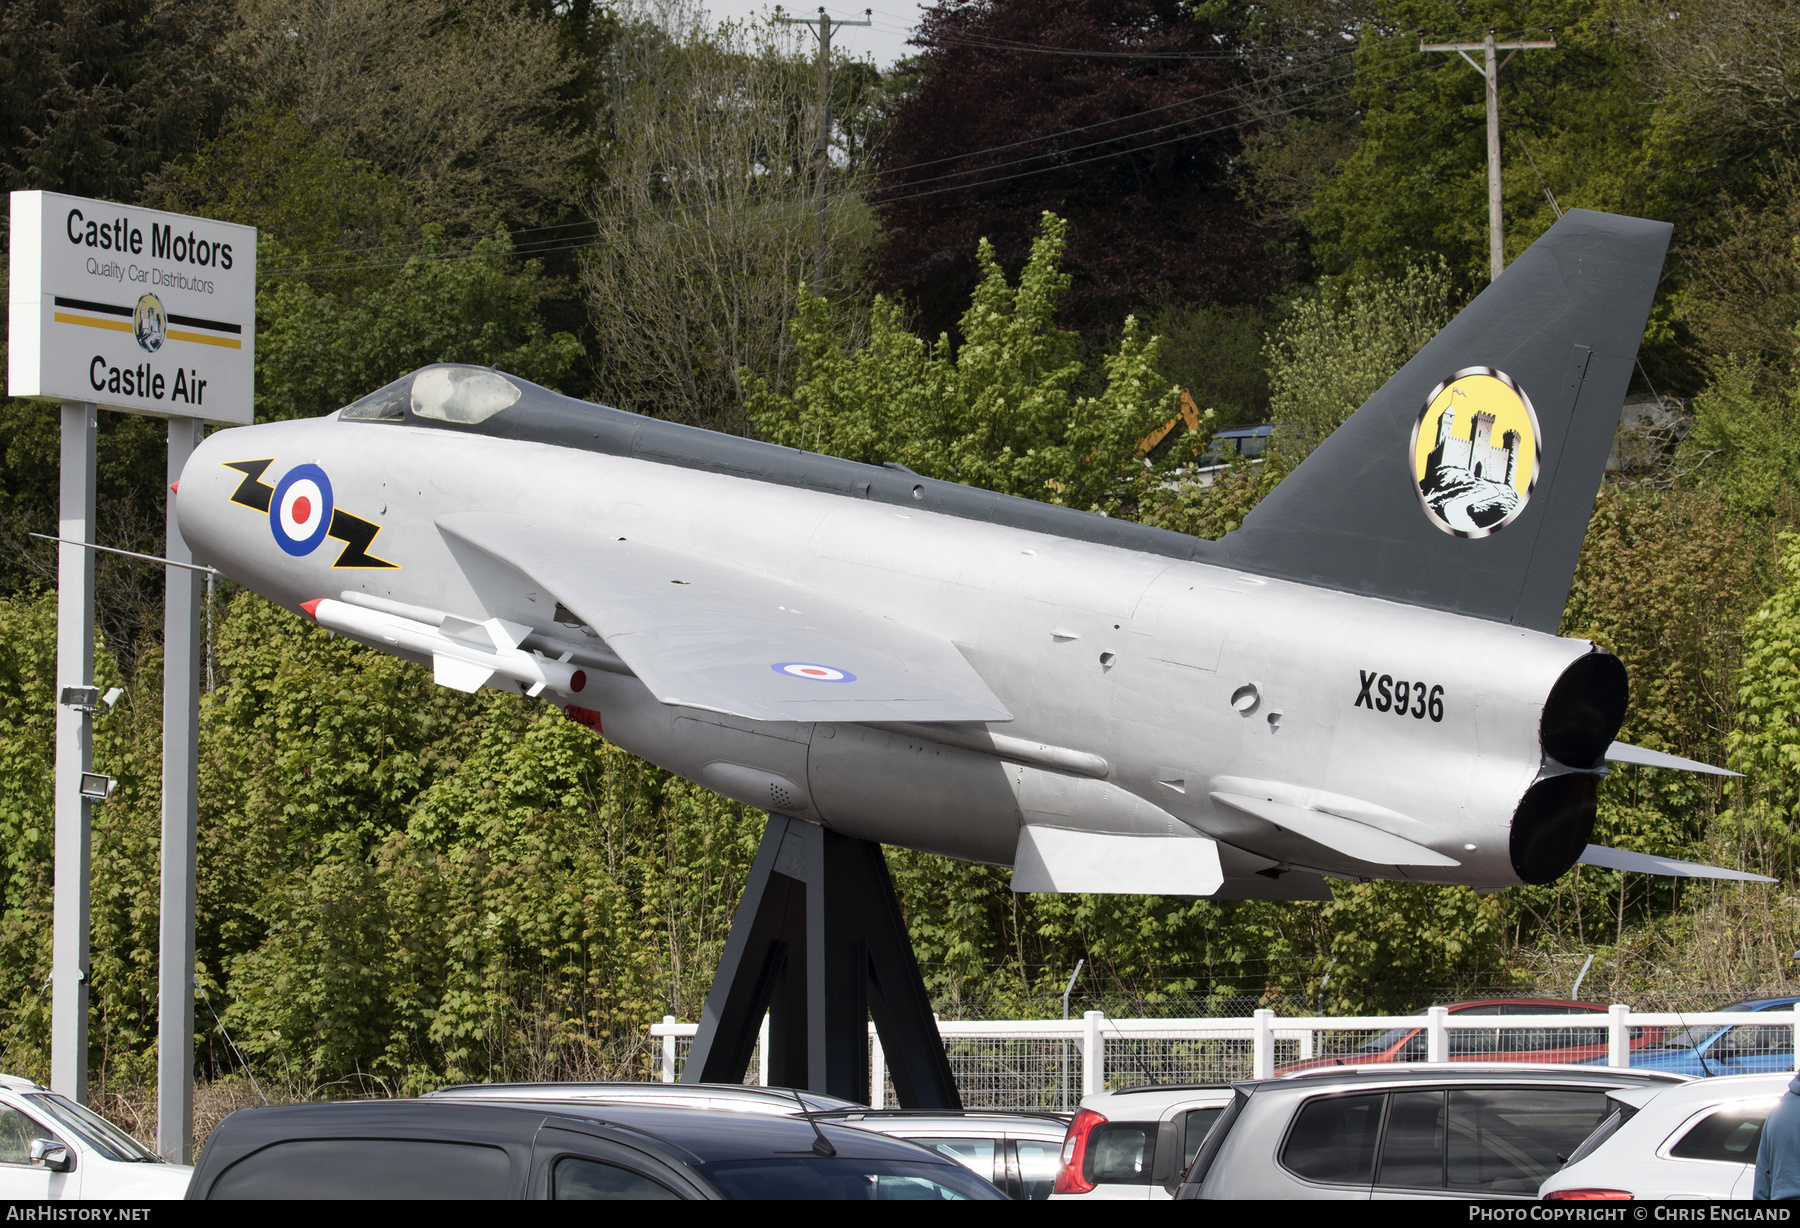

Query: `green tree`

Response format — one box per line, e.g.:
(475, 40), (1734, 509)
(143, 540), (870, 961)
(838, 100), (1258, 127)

(1679, 353), (1800, 518)
(0, 0), (242, 200)
(583, 4), (875, 432)
(1264, 259), (1458, 457)
(748, 213), (1184, 514)
(256, 227), (583, 422)
(147, 109), (406, 284)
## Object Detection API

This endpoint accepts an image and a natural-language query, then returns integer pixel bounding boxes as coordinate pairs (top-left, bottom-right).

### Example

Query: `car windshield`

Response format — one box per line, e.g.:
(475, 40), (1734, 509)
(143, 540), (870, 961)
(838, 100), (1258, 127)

(1357, 1022), (1423, 1053)
(1662, 1003), (1762, 1050)
(23, 1094), (157, 1163)
(701, 1157), (1004, 1200)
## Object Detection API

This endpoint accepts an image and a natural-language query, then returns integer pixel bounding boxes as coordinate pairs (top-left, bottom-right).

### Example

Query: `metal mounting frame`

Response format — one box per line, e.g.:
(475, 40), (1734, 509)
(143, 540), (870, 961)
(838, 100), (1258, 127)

(684, 815), (961, 1109)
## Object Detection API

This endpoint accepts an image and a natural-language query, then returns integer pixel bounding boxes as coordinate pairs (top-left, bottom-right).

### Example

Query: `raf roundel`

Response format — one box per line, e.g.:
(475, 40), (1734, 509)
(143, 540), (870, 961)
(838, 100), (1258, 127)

(1409, 366), (1542, 539)
(772, 662), (857, 683)
(269, 463), (335, 557)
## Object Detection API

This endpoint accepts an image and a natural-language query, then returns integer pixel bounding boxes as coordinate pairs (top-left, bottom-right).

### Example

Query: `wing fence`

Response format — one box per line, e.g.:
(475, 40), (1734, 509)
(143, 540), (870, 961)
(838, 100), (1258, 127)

(649, 1005), (1800, 1108)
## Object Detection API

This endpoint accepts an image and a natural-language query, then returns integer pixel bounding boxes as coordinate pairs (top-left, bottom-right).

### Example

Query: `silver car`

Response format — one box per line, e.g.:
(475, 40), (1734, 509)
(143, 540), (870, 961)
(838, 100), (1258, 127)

(818, 1110), (1070, 1200)
(1175, 1064), (1689, 1199)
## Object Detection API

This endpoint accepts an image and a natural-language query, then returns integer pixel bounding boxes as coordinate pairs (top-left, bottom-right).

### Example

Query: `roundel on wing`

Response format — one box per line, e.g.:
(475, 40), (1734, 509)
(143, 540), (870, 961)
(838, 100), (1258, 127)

(270, 464), (335, 556)
(772, 662), (856, 683)
(1409, 367), (1541, 539)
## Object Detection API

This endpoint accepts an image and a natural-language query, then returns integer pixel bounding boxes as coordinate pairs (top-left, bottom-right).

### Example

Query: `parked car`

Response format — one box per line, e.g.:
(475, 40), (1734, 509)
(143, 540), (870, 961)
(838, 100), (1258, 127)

(1173, 1064), (1689, 1200)
(423, 1080), (859, 1115)
(0, 1074), (190, 1199)
(1050, 1084), (1235, 1200)
(1540, 1073), (1789, 1200)
(814, 1109), (1069, 1200)
(187, 1099), (1006, 1200)
(1281, 999), (1663, 1073)
(1603, 997), (1800, 1078)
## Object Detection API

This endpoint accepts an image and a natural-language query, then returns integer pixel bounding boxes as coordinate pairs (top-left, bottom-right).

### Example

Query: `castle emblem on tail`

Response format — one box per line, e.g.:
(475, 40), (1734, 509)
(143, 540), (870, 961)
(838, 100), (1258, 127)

(1410, 367), (1541, 538)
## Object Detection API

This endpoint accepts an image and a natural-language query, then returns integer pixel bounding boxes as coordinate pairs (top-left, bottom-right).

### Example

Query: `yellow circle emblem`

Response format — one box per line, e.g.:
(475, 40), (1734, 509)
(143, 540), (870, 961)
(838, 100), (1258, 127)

(1409, 367), (1541, 538)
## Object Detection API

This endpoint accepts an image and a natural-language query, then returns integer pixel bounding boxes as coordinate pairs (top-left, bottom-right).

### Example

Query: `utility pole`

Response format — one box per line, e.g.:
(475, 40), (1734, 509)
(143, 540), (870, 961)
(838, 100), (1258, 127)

(1420, 28), (1555, 281)
(777, 6), (870, 290)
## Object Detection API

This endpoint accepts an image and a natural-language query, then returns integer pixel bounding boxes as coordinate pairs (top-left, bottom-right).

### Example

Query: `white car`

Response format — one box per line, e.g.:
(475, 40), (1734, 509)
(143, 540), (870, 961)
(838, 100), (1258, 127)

(1541, 1073), (1789, 1200)
(1051, 1084), (1235, 1200)
(817, 1109), (1070, 1200)
(0, 1075), (190, 1198)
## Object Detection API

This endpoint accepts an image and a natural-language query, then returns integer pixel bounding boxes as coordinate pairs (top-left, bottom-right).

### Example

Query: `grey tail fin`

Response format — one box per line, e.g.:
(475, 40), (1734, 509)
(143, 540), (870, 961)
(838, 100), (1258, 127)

(1215, 209), (1672, 633)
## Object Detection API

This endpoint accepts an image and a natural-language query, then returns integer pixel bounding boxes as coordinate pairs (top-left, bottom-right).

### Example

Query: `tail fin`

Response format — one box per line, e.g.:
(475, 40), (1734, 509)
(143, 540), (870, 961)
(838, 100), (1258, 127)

(1216, 209), (1672, 633)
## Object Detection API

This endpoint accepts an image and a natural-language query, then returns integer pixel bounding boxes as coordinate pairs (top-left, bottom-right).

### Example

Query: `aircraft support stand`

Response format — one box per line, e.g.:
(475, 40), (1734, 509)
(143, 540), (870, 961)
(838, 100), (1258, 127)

(158, 416), (204, 1163)
(684, 815), (961, 1108)
(51, 401), (96, 1099)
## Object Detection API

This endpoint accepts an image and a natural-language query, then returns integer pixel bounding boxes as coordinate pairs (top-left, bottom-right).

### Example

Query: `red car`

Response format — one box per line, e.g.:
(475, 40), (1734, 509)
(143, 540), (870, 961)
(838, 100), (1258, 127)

(1279, 999), (1665, 1074)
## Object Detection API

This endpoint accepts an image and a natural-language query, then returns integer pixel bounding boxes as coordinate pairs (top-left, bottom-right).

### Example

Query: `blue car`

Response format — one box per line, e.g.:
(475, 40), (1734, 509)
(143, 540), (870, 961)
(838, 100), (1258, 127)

(1615, 997), (1800, 1077)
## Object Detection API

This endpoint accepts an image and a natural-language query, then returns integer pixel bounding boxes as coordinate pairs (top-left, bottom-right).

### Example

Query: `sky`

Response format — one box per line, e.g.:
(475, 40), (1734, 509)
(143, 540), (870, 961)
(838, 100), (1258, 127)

(697, 2), (932, 67)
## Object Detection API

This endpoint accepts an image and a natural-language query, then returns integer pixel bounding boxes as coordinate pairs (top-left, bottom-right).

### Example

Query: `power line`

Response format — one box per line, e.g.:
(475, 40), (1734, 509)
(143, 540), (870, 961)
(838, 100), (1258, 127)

(264, 40), (1435, 279)
(871, 40), (1421, 198)
(262, 31), (1424, 275)
(265, 60), (1427, 280)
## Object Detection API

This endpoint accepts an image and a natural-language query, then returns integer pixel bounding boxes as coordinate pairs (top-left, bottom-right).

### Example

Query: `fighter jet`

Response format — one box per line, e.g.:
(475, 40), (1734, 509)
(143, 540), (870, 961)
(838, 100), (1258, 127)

(173, 209), (1768, 901)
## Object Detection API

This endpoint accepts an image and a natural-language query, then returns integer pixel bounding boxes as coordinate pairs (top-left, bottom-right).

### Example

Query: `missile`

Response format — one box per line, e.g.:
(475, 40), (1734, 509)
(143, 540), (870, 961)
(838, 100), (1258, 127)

(300, 597), (591, 699)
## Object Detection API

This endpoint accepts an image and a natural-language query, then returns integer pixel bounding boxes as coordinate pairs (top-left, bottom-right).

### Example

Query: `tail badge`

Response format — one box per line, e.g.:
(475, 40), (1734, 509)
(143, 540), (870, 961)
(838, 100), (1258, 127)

(1410, 367), (1540, 539)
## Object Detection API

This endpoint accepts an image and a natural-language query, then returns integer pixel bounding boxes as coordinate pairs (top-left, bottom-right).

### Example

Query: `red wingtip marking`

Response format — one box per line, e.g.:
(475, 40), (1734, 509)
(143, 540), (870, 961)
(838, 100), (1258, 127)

(168, 481), (179, 494)
(299, 599), (323, 620)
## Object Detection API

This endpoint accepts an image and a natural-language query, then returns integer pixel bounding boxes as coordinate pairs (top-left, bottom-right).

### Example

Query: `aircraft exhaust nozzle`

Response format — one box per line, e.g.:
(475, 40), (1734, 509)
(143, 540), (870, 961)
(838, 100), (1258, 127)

(1510, 651), (1629, 884)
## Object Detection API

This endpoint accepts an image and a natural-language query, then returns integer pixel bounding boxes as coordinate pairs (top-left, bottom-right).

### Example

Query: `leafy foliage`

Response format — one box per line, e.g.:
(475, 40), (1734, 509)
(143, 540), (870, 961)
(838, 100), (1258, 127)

(1679, 355), (1800, 518)
(874, 0), (1291, 340)
(256, 227), (582, 422)
(748, 213), (1184, 513)
(1264, 259), (1459, 456)
(0, 0), (241, 200)
(582, 6), (874, 432)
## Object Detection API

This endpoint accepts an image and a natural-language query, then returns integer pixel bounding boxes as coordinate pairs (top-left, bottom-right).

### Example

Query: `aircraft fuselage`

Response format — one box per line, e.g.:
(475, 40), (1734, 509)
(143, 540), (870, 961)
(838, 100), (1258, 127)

(178, 409), (1596, 895)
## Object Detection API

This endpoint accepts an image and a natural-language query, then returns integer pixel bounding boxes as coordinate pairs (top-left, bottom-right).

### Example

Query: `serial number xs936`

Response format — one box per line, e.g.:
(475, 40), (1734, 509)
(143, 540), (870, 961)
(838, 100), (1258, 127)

(1355, 671), (1444, 722)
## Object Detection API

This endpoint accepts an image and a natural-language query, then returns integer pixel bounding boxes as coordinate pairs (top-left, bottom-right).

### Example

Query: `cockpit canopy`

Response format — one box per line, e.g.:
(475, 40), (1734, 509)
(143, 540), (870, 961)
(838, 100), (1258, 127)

(339, 365), (522, 426)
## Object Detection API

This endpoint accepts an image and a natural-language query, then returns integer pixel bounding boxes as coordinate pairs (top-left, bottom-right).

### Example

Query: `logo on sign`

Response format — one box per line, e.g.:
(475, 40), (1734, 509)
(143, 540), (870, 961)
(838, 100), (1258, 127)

(132, 293), (166, 353)
(1409, 367), (1541, 539)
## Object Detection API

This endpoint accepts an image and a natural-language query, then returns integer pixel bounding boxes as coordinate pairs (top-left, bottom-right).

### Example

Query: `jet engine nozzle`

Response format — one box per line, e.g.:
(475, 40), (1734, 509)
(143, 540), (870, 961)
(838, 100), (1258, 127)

(1509, 651), (1630, 884)
(1540, 651), (1629, 771)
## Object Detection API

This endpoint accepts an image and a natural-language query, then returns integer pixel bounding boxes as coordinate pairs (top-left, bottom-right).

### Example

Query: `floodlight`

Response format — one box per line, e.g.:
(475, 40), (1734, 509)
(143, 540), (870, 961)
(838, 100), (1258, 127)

(59, 687), (100, 712)
(78, 773), (115, 802)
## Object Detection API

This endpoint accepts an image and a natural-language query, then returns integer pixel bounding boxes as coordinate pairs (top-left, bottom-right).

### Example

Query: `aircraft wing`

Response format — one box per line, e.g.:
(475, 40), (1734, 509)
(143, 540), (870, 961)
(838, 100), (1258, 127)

(437, 512), (1012, 724)
(1606, 741), (1741, 777)
(1579, 844), (1774, 882)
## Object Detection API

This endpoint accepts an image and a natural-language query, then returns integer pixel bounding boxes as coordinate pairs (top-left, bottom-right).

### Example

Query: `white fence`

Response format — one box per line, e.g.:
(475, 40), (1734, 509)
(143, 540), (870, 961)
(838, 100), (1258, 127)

(649, 1005), (1800, 1110)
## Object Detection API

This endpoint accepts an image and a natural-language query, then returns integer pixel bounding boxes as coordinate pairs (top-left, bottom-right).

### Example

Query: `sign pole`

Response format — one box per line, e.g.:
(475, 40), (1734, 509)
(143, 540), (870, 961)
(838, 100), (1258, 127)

(158, 416), (203, 1162)
(14, 189), (254, 1131)
(51, 400), (96, 1099)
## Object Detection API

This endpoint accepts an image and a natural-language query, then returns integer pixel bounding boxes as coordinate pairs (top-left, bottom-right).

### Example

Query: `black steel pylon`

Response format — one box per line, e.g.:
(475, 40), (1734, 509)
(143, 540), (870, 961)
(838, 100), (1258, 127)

(682, 814), (961, 1108)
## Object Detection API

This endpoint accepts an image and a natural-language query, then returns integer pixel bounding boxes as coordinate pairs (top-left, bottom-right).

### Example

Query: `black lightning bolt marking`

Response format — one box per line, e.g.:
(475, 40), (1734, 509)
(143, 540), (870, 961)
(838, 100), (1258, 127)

(223, 459), (275, 512)
(326, 509), (398, 569)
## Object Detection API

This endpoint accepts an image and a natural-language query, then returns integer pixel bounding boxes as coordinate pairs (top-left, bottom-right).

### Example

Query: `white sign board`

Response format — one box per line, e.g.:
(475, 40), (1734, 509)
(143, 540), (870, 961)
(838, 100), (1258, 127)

(9, 191), (255, 425)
